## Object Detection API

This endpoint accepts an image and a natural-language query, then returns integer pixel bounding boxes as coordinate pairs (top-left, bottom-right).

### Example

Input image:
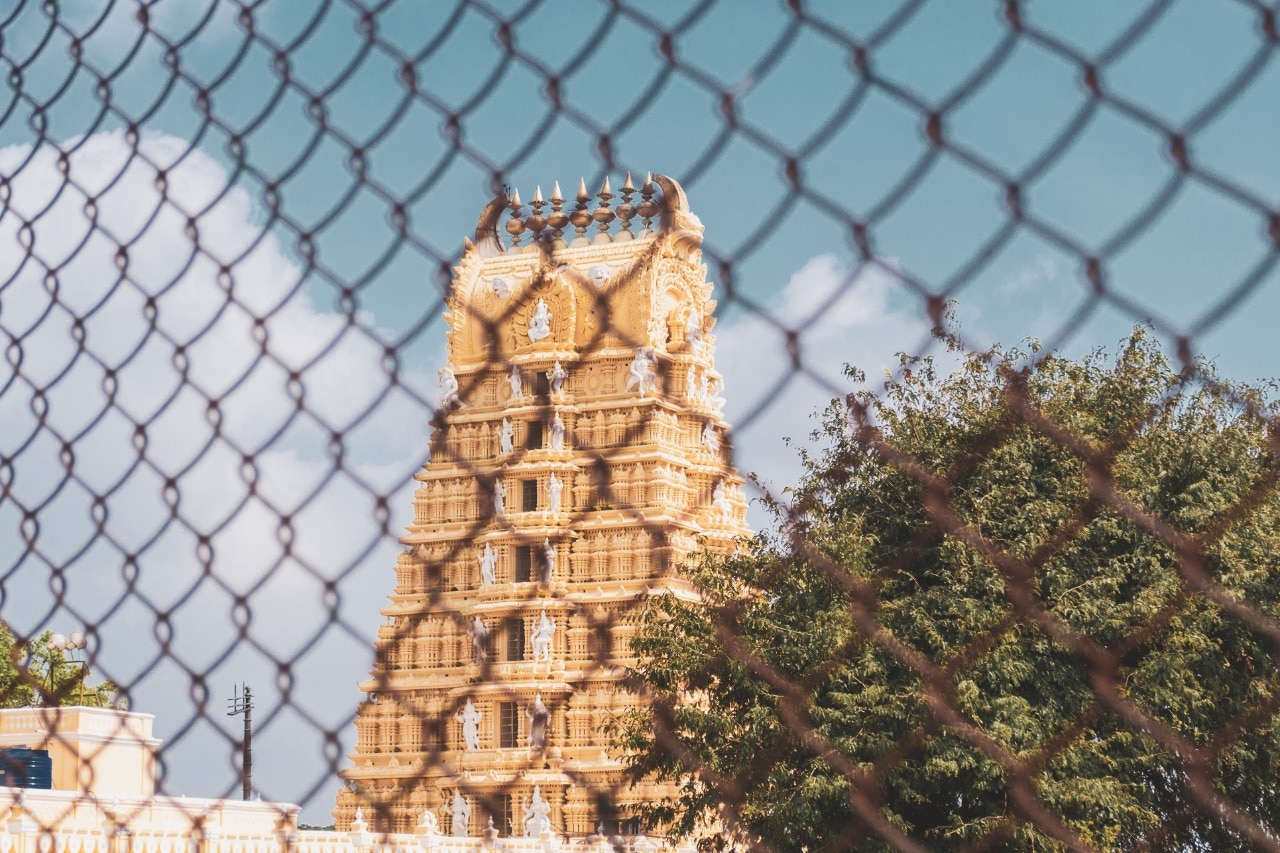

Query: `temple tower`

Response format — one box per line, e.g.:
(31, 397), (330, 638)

(335, 175), (749, 838)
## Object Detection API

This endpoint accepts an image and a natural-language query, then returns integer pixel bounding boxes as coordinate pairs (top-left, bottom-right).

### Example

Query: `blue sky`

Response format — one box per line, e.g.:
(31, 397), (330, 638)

(12, 0), (1280, 375)
(9, 0), (1279, 374)
(3, 0), (1280, 823)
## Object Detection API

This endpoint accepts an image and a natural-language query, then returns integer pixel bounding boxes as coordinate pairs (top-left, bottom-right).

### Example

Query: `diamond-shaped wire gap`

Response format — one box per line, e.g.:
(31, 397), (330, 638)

(1103, 0), (1262, 129)
(1023, 104), (1175, 252)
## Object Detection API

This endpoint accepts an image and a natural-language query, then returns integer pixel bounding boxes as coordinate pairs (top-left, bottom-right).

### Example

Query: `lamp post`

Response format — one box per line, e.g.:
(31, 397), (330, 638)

(227, 684), (253, 800)
(45, 630), (89, 706)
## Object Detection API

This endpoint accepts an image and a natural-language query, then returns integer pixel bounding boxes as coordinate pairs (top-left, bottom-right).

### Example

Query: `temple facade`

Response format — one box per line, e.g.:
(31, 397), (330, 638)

(334, 175), (750, 839)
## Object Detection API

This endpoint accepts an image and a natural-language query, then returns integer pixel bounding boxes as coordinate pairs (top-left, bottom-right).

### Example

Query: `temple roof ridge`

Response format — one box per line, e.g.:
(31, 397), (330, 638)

(474, 173), (701, 257)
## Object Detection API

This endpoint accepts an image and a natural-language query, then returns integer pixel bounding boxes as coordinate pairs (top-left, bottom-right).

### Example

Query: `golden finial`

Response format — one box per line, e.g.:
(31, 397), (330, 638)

(526, 185), (547, 243)
(616, 173), (636, 241)
(637, 173), (658, 237)
(548, 181), (568, 249)
(593, 176), (615, 244)
(505, 188), (526, 250)
(569, 178), (592, 247)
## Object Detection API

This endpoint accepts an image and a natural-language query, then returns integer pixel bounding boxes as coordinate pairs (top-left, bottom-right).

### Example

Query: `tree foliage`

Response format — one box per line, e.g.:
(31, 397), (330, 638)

(0, 624), (119, 709)
(620, 329), (1280, 851)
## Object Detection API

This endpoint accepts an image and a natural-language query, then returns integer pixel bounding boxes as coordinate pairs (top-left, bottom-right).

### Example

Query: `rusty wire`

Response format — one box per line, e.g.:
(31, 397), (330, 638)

(3, 0), (1280, 849)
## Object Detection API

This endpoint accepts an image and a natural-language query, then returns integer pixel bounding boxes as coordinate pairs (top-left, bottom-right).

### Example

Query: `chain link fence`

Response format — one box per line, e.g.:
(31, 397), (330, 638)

(3, 0), (1280, 849)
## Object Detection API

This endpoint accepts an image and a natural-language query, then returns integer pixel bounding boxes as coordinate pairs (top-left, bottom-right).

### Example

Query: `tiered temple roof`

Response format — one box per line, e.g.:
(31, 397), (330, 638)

(335, 175), (749, 840)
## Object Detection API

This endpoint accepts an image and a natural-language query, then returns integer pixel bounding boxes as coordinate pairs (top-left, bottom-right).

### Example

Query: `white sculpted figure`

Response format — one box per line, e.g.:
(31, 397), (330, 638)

(417, 808), (440, 837)
(547, 473), (563, 514)
(625, 347), (657, 396)
(708, 376), (726, 413)
(508, 365), (523, 400)
(548, 361), (567, 395)
(712, 480), (732, 519)
(492, 480), (506, 517)
(541, 538), (555, 584)
(699, 371), (710, 403)
(456, 699), (482, 750)
(499, 418), (514, 454)
(686, 365), (697, 400)
(527, 298), (552, 341)
(550, 413), (565, 450)
(522, 786), (553, 838)
(489, 276), (510, 298)
(479, 543), (497, 586)
(686, 309), (704, 354)
(527, 694), (550, 748)
(702, 421), (720, 454)
(449, 790), (471, 838)
(531, 610), (555, 665)
(469, 616), (489, 665)
(435, 366), (462, 409)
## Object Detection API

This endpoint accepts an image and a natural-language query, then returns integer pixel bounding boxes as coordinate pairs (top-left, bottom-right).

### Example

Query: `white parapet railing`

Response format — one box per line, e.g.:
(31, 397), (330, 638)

(0, 786), (297, 853)
(0, 707), (689, 853)
(0, 788), (688, 853)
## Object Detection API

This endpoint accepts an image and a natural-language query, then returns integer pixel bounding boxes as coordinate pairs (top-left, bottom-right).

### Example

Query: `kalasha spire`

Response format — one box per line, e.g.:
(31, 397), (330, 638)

(593, 177), (615, 244)
(469, 173), (702, 256)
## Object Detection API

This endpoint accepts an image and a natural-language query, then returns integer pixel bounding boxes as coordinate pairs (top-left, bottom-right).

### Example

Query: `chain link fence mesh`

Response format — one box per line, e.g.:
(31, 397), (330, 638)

(3, 0), (1280, 849)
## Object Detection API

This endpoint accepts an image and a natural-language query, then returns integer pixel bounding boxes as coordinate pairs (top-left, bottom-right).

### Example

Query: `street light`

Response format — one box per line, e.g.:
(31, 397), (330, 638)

(46, 630), (90, 706)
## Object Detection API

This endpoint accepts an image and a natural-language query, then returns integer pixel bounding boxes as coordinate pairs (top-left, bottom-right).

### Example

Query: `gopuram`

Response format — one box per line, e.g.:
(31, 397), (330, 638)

(334, 175), (750, 839)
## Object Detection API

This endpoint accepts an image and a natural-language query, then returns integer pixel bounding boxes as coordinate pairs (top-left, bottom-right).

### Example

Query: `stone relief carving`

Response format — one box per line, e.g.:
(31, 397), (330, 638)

(550, 413), (565, 450)
(548, 361), (567, 395)
(417, 808), (440, 836)
(702, 421), (720, 454)
(436, 366), (462, 409)
(499, 418), (514, 454)
(541, 538), (555, 583)
(449, 790), (470, 837)
(527, 694), (549, 748)
(547, 473), (563, 514)
(531, 610), (554, 666)
(456, 699), (482, 750)
(469, 617), (489, 665)
(712, 480), (732, 519)
(522, 786), (552, 837)
(625, 348), (657, 396)
(528, 298), (551, 341)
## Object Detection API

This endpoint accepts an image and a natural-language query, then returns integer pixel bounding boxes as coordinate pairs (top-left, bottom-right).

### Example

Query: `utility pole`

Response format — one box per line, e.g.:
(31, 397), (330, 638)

(226, 684), (253, 800)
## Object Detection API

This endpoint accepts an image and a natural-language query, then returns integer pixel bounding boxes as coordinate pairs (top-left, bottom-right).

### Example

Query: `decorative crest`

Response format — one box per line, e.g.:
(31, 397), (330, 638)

(470, 174), (699, 255)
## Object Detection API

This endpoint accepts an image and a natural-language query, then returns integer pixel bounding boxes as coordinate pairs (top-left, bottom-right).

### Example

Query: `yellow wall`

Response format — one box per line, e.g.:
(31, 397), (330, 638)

(0, 707), (159, 798)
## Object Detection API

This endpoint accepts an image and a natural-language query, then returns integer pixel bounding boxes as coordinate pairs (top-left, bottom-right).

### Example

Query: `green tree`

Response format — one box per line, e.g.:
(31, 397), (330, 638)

(0, 624), (119, 709)
(619, 329), (1280, 851)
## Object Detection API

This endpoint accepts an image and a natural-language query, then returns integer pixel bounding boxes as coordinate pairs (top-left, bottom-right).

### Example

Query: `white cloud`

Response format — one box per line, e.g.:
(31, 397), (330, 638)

(714, 255), (940, 528)
(0, 131), (432, 818)
(0, 133), (942, 818)
(57, 0), (241, 58)
(999, 253), (1061, 297)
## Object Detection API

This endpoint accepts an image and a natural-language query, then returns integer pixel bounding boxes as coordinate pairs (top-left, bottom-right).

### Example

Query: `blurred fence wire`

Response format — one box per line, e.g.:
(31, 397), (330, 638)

(3, 0), (1280, 850)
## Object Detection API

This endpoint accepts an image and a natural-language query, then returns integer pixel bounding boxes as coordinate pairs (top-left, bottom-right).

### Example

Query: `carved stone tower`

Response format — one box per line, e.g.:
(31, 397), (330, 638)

(334, 175), (749, 838)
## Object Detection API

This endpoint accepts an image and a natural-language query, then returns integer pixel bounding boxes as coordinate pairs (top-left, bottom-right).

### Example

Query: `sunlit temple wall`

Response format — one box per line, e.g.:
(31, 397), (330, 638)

(334, 176), (750, 838)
